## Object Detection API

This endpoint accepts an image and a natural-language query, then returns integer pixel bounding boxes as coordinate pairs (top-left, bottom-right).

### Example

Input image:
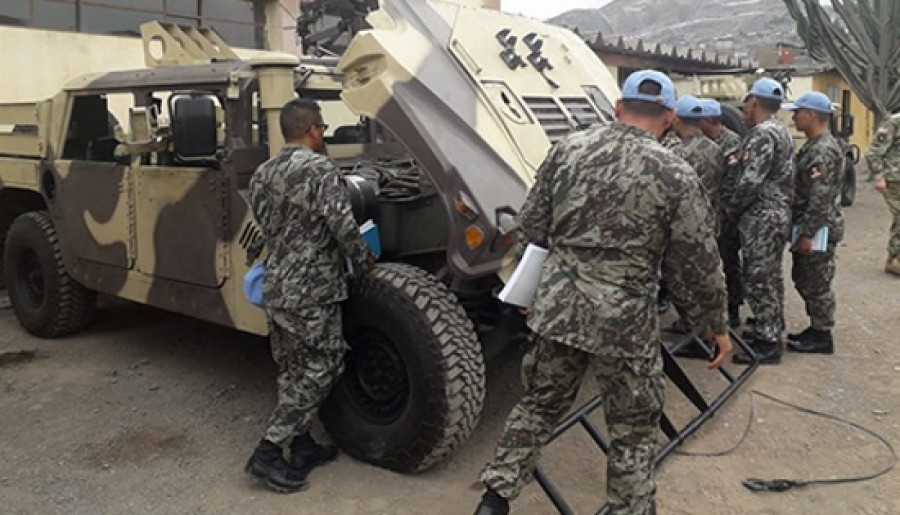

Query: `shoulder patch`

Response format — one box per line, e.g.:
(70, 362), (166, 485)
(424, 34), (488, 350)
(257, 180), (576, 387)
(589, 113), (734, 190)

(809, 164), (824, 179)
(726, 152), (740, 166)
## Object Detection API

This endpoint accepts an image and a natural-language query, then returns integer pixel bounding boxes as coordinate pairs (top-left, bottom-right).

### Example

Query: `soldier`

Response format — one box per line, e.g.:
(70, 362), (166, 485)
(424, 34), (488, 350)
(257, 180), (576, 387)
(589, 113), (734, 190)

(473, 70), (732, 515)
(699, 98), (744, 327)
(673, 95), (723, 221)
(245, 99), (374, 493)
(783, 92), (844, 354)
(728, 78), (795, 365)
(866, 112), (900, 276)
(668, 96), (727, 353)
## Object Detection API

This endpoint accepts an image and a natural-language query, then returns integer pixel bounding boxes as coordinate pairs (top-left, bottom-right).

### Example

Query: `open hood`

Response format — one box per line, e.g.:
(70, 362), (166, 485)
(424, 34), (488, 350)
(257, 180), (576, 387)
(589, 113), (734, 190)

(338, 0), (620, 279)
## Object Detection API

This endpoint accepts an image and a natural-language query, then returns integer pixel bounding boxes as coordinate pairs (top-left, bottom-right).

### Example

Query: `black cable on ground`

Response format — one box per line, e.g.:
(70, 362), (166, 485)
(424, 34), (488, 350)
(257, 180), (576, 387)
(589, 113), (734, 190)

(673, 389), (897, 493)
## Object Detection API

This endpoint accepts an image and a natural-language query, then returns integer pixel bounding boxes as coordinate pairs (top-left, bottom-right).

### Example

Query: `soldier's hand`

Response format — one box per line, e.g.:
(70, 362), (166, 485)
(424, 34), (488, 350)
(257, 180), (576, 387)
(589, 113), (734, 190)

(793, 235), (813, 255)
(875, 177), (887, 193)
(705, 330), (732, 370)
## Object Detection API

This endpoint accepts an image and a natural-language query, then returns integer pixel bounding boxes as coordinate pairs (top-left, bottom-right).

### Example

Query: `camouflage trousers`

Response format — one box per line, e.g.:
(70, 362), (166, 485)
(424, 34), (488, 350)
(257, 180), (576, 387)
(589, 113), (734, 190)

(791, 244), (837, 330)
(263, 303), (347, 445)
(718, 220), (744, 309)
(884, 181), (900, 256)
(739, 216), (788, 343)
(480, 336), (664, 514)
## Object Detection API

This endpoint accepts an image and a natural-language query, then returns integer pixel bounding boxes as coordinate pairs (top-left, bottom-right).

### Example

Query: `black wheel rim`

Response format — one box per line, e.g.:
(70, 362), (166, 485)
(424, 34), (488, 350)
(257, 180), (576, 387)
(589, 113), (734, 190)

(343, 327), (409, 425)
(17, 247), (45, 308)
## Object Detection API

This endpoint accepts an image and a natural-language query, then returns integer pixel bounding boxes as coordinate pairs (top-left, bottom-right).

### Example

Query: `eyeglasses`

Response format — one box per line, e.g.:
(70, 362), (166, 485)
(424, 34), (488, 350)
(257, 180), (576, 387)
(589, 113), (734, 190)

(311, 123), (329, 132)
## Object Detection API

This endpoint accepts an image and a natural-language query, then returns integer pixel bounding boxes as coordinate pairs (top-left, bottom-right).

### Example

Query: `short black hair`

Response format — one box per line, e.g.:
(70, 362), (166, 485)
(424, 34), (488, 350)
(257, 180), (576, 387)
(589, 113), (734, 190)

(621, 80), (670, 117)
(813, 111), (831, 124)
(280, 98), (322, 140)
(678, 117), (702, 127)
(755, 96), (781, 113)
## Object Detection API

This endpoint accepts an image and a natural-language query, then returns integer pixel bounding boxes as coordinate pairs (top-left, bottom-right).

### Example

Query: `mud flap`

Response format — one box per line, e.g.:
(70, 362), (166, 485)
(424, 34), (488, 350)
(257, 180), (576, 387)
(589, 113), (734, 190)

(533, 329), (759, 514)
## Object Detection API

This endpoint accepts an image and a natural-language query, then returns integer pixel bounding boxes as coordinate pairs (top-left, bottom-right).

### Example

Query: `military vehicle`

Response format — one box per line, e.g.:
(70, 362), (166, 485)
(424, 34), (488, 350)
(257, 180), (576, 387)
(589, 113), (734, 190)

(679, 72), (859, 206)
(0, 0), (619, 473)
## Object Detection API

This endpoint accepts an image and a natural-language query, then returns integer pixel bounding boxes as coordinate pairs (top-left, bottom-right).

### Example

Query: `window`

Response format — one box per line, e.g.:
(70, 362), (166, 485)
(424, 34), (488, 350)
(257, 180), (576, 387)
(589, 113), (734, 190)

(2, 0), (265, 48)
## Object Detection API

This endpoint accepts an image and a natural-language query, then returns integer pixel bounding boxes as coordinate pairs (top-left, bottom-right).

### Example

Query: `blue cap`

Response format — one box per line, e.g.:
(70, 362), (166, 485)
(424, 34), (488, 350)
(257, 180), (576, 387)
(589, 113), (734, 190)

(699, 98), (722, 117)
(621, 69), (677, 109)
(676, 95), (705, 118)
(783, 91), (832, 114)
(746, 77), (785, 101)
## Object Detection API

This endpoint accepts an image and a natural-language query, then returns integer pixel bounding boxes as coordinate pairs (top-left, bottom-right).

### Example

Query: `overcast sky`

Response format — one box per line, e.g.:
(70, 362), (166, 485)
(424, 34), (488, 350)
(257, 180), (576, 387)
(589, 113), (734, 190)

(502, 0), (613, 20)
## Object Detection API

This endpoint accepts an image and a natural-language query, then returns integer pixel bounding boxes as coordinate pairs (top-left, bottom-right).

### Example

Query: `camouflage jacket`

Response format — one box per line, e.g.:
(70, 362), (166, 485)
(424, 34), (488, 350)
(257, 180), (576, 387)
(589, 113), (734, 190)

(713, 127), (743, 206)
(794, 132), (844, 242)
(661, 129), (687, 160)
(866, 114), (900, 182)
(517, 123), (728, 358)
(727, 115), (795, 223)
(681, 131), (723, 214)
(249, 144), (371, 308)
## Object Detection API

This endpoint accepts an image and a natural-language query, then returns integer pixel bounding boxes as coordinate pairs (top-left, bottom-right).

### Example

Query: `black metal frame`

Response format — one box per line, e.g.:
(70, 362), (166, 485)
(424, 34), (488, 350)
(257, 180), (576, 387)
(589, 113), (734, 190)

(533, 329), (759, 514)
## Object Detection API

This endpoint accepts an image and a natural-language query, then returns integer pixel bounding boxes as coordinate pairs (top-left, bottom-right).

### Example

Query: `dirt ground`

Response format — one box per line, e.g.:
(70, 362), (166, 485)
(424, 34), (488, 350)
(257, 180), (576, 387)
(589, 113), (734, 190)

(1, 172), (898, 515)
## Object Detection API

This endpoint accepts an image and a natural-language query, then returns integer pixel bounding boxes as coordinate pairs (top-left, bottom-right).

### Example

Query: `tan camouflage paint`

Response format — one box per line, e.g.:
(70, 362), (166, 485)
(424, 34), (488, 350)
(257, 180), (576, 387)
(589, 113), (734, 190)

(1, 3), (620, 337)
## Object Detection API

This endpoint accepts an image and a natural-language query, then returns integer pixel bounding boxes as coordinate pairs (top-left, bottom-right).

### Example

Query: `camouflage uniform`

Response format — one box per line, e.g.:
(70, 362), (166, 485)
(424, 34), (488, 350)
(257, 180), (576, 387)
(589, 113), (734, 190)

(249, 144), (371, 445)
(713, 127), (745, 313)
(681, 131), (724, 229)
(866, 114), (900, 267)
(791, 132), (844, 331)
(480, 123), (728, 514)
(726, 115), (795, 344)
(661, 128), (687, 160)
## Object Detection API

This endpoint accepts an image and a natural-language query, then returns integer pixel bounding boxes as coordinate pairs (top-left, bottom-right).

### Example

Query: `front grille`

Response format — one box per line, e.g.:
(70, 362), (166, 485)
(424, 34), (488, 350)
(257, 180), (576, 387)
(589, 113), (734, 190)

(524, 97), (571, 144)
(561, 97), (602, 129)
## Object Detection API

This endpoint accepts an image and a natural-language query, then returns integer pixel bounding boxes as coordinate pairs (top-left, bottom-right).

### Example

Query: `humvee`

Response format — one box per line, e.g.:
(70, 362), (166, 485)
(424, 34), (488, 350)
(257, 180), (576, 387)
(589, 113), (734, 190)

(0, 0), (619, 473)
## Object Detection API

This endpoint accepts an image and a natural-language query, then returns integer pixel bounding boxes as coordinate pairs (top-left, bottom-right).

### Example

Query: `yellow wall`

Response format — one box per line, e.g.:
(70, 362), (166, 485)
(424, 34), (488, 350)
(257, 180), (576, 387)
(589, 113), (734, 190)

(810, 70), (874, 153)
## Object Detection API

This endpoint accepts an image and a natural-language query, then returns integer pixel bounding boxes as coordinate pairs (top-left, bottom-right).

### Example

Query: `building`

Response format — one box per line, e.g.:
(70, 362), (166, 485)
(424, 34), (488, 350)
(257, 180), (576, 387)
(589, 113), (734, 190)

(0, 1), (501, 102)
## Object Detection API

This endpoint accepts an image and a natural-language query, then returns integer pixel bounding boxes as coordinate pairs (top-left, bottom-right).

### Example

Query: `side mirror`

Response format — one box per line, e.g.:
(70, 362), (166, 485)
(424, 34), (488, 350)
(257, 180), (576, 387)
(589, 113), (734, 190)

(169, 93), (218, 160)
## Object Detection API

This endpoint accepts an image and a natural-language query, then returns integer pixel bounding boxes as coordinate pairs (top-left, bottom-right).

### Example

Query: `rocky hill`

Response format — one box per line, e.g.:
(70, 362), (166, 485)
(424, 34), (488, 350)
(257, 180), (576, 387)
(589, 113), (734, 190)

(550, 0), (807, 62)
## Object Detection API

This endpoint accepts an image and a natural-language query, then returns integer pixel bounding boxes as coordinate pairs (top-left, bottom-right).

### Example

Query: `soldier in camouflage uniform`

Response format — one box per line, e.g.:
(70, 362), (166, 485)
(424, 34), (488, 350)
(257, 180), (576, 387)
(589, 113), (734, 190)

(673, 96), (723, 225)
(782, 92), (844, 354)
(728, 79), (795, 365)
(474, 70), (732, 515)
(866, 113), (900, 276)
(700, 99), (745, 327)
(245, 99), (374, 493)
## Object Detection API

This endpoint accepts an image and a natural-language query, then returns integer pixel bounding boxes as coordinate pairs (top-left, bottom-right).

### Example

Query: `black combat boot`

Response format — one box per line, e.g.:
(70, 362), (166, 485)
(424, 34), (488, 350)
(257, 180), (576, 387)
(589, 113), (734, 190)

(733, 338), (782, 365)
(473, 487), (509, 515)
(290, 433), (339, 476)
(245, 439), (308, 493)
(787, 326), (814, 342)
(728, 305), (741, 328)
(787, 328), (834, 354)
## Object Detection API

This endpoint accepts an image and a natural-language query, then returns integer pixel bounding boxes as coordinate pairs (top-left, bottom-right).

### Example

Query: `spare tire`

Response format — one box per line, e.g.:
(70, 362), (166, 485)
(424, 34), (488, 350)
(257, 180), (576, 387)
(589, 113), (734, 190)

(321, 263), (485, 474)
(720, 104), (748, 139)
(3, 211), (96, 337)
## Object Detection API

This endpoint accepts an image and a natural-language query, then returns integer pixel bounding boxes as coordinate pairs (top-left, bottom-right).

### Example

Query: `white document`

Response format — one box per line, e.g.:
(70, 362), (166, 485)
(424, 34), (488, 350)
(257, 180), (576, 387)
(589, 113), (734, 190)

(791, 225), (829, 252)
(498, 244), (548, 308)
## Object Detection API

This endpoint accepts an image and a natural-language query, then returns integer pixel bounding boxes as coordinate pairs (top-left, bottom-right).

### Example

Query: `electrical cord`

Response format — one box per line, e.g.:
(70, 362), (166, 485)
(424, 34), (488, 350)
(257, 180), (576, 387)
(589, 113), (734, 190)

(674, 389), (897, 493)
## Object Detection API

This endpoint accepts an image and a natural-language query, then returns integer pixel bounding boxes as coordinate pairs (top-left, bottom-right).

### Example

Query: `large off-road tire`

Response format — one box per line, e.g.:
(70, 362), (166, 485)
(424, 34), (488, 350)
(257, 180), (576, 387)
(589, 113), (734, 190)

(841, 157), (856, 207)
(322, 263), (486, 474)
(721, 104), (748, 139)
(3, 211), (96, 337)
